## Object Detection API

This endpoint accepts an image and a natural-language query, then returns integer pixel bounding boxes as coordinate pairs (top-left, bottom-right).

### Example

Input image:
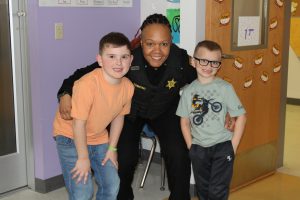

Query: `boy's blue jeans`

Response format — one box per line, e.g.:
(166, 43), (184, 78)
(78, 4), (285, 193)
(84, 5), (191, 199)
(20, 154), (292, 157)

(55, 135), (120, 200)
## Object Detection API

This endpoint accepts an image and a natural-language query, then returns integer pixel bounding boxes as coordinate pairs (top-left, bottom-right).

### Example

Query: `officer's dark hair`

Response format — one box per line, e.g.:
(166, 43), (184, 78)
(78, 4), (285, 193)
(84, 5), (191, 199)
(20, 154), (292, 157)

(140, 13), (172, 33)
(99, 32), (131, 54)
(194, 40), (223, 54)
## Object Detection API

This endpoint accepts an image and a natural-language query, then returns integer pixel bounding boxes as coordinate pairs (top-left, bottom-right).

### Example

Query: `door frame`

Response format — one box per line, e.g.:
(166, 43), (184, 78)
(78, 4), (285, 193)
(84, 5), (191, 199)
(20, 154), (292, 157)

(278, 0), (291, 168)
(14, 0), (35, 190)
(20, 0), (35, 190)
(0, 0), (34, 194)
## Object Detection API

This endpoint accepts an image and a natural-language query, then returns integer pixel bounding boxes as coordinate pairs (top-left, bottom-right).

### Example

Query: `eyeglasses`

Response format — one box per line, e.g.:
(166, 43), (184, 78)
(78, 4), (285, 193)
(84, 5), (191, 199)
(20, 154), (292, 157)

(193, 57), (221, 68)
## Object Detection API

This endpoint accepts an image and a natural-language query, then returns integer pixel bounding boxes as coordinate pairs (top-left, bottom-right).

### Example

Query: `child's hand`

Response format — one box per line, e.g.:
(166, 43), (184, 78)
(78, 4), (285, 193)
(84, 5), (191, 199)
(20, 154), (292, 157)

(102, 150), (118, 169)
(71, 158), (91, 184)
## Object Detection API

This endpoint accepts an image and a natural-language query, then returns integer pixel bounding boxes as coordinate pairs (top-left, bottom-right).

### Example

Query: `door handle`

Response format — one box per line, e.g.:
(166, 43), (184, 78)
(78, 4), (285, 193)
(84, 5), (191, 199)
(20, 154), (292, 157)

(222, 54), (235, 59)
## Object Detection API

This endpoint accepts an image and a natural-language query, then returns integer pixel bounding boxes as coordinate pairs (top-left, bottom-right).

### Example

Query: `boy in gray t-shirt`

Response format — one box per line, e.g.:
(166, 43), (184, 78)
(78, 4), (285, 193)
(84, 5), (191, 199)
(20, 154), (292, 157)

(176, 40), (246, 200)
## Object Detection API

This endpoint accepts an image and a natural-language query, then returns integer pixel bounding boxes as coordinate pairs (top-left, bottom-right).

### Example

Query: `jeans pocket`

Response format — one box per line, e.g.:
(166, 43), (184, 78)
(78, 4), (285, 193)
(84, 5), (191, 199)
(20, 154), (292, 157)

(55, 135), (73, 146)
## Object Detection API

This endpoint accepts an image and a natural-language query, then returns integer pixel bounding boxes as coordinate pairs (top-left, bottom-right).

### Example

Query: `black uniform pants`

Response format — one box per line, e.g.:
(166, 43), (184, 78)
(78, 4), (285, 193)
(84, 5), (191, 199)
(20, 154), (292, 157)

(117, 106), (191, 200)
(189, 141), (235, 200)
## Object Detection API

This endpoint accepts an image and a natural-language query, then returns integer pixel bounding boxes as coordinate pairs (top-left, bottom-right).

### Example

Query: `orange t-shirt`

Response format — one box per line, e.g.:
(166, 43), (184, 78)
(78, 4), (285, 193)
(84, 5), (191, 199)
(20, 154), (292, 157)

(53, 68), (134, 145)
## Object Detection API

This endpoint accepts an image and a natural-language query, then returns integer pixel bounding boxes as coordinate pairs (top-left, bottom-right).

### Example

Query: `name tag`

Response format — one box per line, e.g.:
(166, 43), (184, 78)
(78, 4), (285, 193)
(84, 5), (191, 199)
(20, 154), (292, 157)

(130, 65), (140, 71)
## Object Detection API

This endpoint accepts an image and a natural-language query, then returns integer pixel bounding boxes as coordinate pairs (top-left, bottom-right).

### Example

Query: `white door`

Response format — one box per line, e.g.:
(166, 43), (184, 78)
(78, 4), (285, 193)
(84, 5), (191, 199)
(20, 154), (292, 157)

(0, 0), (28, 194)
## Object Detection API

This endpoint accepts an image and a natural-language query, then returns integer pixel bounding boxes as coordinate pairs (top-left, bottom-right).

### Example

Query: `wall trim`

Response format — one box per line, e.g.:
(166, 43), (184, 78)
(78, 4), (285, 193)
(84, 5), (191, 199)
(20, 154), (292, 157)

(35, 175), (64, 193)
(277, 1), (291, 168)
(287, 98), (300, 105)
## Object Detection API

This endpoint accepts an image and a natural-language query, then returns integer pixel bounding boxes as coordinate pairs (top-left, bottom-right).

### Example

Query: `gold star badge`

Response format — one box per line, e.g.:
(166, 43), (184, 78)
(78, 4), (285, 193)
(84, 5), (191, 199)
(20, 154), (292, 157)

(166, 78), (176, 90)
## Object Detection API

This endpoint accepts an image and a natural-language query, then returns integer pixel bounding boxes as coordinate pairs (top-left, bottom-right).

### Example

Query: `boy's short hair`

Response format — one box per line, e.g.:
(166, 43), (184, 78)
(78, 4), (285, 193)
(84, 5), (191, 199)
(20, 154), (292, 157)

(99, 32), (131, 54)
(194, 40), (222, 55)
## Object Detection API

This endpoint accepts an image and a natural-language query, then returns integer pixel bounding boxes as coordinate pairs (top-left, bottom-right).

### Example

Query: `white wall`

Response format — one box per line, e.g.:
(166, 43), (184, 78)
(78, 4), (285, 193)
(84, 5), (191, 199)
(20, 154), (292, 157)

(180, 0), (206, 55)
(287, 46), (300, 99)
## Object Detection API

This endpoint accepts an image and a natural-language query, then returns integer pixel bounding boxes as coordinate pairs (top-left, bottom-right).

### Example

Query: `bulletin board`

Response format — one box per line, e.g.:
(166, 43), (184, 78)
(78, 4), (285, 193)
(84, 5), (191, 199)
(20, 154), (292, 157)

(39, 0), (132, 7)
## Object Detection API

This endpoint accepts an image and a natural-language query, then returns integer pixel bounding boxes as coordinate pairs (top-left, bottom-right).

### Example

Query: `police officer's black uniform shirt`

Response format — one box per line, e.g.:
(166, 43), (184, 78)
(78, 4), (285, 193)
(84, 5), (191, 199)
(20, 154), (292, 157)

(127, 44), (196, 119)
(145, 61), (167, 86)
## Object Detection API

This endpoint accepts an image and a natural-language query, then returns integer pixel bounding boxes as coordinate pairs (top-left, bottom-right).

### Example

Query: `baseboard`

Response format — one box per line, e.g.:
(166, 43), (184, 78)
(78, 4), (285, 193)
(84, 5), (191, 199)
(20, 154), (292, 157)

(35, 175), (65, 193)
(287, 98), (300, 105)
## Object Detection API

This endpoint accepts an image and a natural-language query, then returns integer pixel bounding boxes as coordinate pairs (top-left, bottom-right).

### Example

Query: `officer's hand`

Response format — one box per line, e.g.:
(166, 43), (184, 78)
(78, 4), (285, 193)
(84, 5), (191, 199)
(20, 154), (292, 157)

(59, 94), (72, 120)
(225, 113), (235, 131)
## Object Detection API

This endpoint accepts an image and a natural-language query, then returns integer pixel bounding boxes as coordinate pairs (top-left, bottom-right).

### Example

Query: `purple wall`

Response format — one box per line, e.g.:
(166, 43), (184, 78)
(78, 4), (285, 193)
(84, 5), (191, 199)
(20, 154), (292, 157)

(27, 1), (140, 180)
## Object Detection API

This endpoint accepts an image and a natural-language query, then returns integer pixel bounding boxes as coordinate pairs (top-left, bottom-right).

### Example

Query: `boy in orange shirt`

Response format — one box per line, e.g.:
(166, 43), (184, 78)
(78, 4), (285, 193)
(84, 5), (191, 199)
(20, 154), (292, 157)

(53, 32), (134, 200)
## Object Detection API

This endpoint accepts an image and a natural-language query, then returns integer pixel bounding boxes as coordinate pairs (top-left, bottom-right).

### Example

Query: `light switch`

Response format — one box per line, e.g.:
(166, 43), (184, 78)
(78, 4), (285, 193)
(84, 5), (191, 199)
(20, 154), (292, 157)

(55, 23), (64, 40)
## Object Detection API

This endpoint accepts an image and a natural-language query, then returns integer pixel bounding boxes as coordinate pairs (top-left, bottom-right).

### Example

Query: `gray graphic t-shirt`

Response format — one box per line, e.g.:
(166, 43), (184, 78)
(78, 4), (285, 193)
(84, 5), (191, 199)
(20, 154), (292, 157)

(176, 77), (246, 147)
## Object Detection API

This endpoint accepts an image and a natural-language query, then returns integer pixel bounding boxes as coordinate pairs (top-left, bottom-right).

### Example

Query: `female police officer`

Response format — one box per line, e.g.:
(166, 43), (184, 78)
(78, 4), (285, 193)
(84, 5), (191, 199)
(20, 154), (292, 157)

(57, 14), (196, 200)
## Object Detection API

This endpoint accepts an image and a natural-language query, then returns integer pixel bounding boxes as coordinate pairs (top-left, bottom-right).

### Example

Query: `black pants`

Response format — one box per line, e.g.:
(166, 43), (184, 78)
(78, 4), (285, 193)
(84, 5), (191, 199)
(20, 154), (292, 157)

(117, 106), (191, 200)
(189, 141), (235, 200)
